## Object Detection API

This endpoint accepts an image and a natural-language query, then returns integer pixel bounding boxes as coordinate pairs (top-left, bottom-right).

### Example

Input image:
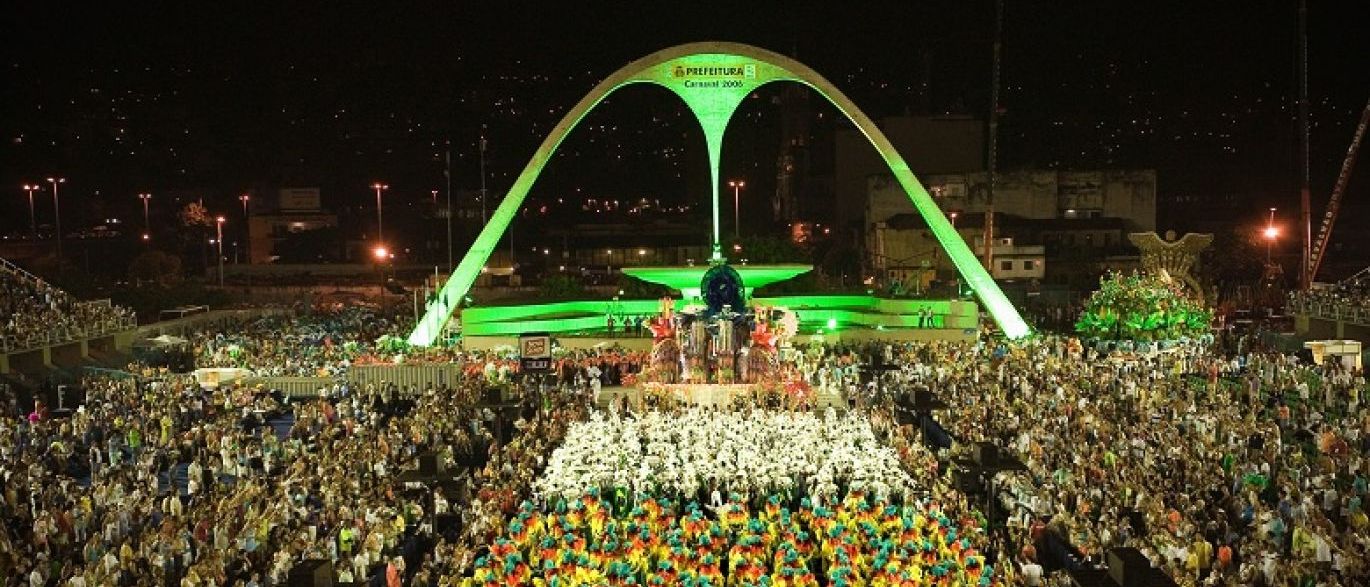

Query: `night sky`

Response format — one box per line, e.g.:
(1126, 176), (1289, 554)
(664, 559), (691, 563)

(3, 0), (1367, 243)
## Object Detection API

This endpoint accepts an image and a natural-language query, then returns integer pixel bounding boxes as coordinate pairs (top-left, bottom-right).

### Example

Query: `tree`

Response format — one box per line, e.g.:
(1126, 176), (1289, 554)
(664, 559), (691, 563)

(1200, 228), (1266, 299)
(128, 250), (183, 285)
(619, 274), (670, 299)
(177, 201), (214, 274)
(539, 274), (586, 300)
(179, 201), (212, 230)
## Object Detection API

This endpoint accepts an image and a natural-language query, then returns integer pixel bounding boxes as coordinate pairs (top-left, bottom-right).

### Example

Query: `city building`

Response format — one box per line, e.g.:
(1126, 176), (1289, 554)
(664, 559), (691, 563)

(835, 114), (985, 228)
(870, 214), (1046, 291)
(247, 188), (340, 263)
(542, 221), (712, 271)
(864, 169), (1156, 286)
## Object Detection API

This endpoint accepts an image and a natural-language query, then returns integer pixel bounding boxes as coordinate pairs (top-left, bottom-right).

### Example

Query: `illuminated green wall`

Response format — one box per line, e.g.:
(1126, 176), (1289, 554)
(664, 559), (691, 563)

(409, 42), (1030, 346)
(457, 295), (979, 336)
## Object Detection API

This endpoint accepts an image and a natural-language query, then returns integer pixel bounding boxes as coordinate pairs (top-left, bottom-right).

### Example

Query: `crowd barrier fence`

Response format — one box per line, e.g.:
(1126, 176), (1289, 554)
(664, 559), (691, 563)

(346, 363), (466, 391)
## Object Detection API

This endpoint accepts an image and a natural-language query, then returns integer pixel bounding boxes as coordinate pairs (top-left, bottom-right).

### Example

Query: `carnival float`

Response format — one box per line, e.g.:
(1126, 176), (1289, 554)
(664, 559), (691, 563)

(1075, 270), (1214, 354)
(637, 262), (812, 409)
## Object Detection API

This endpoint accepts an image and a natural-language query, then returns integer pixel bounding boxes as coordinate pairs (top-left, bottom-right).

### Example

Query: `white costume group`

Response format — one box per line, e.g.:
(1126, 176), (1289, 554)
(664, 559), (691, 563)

(534, 407), (914, 503)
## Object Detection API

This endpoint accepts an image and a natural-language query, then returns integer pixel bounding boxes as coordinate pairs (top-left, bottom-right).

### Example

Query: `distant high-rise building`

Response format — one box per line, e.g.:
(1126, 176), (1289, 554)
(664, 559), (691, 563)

(248, 188), (339, 263)
(863, 169), (1157, 286)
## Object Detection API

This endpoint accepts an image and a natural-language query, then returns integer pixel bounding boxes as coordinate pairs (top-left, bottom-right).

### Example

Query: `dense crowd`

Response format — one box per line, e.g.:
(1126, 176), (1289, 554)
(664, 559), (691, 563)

(5, 293), (1369, 587)
(463, 489), (997, 587)
(191, 306), (463, 376)
(1290, 272), (1370, 315)
(551, 350), (648, 389)
(1, 338), (591, 586)
(1, 269), (135, 351)
(806, 337), (1369, 586)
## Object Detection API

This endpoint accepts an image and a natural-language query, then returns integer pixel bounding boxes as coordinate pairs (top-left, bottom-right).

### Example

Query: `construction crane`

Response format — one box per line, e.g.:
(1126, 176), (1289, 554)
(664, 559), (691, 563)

(1307, 97), (1370, 283)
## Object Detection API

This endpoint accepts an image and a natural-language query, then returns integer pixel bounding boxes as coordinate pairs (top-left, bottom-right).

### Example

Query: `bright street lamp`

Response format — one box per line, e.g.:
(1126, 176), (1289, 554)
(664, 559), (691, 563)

(373, 246), (389, 260)
(1264, 207), (1279, 264)
(371, 182), (389, 244)
(22, 184), (40, 240)
(728, 180), (746, 239)
(46, 177), (65, 259)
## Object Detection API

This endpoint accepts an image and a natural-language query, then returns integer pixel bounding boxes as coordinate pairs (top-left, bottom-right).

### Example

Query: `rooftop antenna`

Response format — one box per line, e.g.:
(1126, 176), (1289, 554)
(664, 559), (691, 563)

(1297, 0), (1311, 289)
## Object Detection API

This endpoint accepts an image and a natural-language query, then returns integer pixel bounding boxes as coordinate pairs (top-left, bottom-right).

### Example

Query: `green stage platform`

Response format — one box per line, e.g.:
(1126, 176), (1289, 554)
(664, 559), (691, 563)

(457, 295), (979, 337)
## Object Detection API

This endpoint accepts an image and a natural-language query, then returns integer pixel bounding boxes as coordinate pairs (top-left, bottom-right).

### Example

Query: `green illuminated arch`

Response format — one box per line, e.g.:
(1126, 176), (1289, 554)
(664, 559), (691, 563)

(409, 42), (1030, 345)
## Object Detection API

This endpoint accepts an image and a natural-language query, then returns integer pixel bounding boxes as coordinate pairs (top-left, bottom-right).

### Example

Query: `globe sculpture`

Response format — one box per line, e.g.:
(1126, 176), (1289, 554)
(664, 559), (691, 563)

(701, 263), (746, 317)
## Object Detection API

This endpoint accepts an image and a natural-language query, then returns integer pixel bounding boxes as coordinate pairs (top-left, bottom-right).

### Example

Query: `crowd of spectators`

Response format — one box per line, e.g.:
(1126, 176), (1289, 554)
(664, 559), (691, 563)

(1289, 269), (1370, 318)
(1, 352), (591, 586)
(4, 294), (1368, 586)
(809, 337), (1368, 586)
(1, 268), (135, 352)
(191, 306), (462, 377)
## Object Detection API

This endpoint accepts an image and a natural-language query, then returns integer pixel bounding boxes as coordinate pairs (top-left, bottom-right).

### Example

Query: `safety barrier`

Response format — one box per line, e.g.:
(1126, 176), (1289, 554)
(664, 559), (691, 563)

(240, 376), (340, 399)
(346, 363), (466, 391)
(1289, 299), (1370, 326)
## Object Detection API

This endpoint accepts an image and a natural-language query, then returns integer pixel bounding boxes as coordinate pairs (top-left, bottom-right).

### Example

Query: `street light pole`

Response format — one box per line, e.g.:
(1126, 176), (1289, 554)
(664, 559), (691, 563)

(46, 177), (65, 260)
(22, 184), (39, 240)
(138, 193), (152, 238)
(479, 133), (488, 225)
(445, 140), (454, 272)
(374, 246), (390, 303)
(728, 180), (745, 239)
(371, 182), (389, 245)
(238, 193), (251, 263)
(215, 216), (225, 286)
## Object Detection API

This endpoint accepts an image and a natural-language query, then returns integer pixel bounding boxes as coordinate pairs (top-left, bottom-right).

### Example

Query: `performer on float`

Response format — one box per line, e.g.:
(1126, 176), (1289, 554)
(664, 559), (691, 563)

(687, 314), (708, 383)
(749, 312), (781, 384)
(647, 297), (681, 383)
(715, 312), (735, 383)
(737, 342), (750, 384)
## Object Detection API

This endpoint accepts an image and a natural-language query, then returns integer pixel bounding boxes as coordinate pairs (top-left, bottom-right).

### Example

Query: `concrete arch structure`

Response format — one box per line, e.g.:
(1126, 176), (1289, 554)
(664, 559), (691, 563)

(408, 42), (1030, 345)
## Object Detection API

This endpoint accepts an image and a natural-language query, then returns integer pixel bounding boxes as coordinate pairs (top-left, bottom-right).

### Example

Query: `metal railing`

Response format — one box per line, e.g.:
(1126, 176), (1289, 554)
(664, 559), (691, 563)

(1288, 299), (1370, 327)
(0, 309), (138, 354)
(2, 256), (140, 354)
(0, 256), (45, 285)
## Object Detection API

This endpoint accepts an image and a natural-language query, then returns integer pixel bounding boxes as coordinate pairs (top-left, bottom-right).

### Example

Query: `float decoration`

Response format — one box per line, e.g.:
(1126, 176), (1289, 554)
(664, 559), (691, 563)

(1075, 271), (1212, 342)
